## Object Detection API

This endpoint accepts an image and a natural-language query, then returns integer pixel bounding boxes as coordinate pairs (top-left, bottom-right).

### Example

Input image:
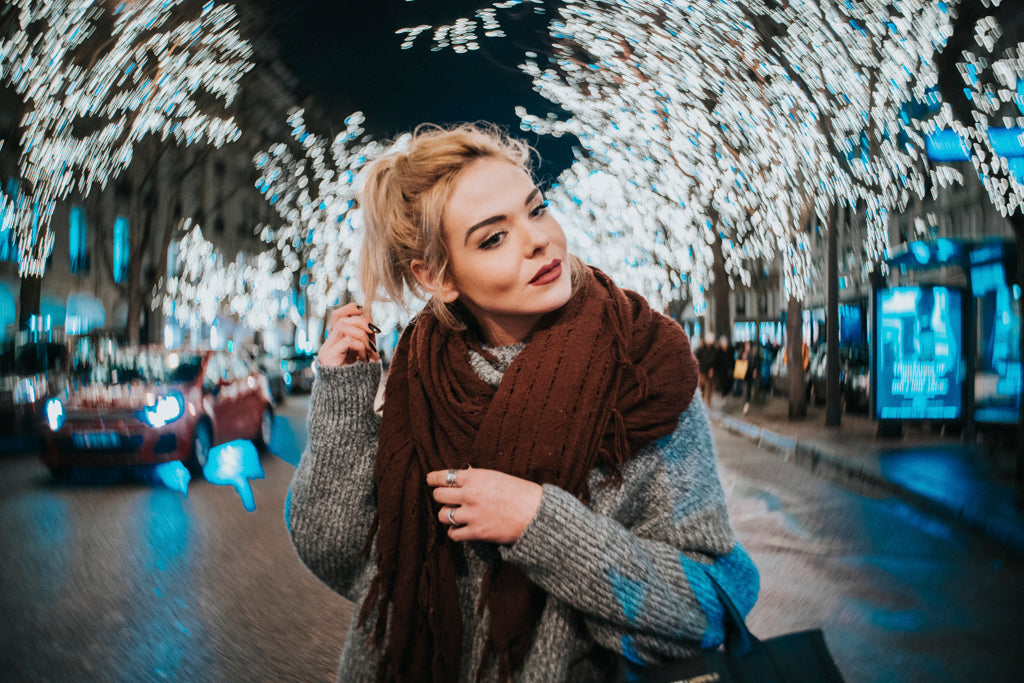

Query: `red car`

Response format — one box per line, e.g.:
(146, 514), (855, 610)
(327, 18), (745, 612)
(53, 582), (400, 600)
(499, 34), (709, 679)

(37, 346), (274, 477)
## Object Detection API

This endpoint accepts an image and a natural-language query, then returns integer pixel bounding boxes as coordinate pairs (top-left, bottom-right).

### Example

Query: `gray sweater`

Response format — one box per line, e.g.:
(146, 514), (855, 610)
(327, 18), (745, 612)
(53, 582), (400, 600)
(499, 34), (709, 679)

(286, 348), (758, 682)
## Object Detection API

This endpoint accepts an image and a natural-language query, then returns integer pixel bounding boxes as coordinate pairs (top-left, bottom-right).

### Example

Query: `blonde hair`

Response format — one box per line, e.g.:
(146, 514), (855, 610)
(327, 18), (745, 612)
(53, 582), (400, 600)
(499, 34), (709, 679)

(358, 122), (584, 331)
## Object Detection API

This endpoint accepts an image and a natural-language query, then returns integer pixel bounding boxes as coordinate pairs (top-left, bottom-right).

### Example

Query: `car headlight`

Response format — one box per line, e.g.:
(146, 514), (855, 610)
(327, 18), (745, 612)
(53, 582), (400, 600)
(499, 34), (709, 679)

(44, 397), (65, 431)
(141, 392), (185, 428)
(14, 378), (37, 405)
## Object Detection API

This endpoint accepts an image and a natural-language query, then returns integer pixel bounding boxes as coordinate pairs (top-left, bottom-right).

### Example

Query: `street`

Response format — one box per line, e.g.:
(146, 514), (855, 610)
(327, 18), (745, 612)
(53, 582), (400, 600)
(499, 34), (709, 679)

(1, 395), (1021, 682)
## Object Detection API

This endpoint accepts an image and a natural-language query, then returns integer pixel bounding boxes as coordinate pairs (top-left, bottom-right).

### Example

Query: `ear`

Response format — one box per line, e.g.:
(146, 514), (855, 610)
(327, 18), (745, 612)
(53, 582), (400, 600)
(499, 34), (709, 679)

(411, 259), (460, 304)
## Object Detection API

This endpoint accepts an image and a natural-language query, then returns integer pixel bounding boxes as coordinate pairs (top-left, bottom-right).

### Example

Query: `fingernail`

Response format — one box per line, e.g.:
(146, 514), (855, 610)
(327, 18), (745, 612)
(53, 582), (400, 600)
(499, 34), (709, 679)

(368, 339), (377, 353)
(368, 323), (382, 334)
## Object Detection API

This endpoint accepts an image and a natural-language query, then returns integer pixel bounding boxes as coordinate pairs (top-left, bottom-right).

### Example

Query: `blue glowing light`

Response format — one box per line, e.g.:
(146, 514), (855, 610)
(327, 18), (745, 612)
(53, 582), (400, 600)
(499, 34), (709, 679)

(44, 398), (65, 431)
(153, 461), (191, 496)
(141, 392), (185, 428)
(203, 439), (265, 512)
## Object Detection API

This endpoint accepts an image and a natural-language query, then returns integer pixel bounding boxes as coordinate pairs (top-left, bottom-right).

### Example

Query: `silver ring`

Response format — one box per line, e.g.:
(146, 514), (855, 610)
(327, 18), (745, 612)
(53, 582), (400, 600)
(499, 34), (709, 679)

(445, 468), (458, 487)
(447, 507), (458, 526)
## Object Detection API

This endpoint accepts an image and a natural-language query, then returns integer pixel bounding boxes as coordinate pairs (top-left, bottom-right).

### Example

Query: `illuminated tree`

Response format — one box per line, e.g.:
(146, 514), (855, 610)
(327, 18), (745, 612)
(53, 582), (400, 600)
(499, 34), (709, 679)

(253, 108), (411, 339)
(0, 0), (253, 332)
(401, 0), (952, 417)
(158, 219), (293, 335)
(401, 0), (950, 305)
(934, 0), (1024, 465)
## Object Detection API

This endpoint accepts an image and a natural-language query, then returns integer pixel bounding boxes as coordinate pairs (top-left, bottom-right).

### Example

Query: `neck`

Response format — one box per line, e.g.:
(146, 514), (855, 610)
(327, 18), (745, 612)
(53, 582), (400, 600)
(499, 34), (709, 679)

(477, 318), (537, 346)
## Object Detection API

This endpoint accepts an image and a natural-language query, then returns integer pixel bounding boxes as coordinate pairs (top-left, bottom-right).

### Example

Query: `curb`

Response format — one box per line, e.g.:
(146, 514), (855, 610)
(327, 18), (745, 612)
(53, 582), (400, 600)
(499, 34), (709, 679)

(712, 412), (1024, 557)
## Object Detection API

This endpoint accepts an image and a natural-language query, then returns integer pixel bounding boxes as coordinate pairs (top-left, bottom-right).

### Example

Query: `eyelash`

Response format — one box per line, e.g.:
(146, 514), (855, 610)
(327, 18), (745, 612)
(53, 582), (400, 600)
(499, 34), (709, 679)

(478, 201), (549, 251)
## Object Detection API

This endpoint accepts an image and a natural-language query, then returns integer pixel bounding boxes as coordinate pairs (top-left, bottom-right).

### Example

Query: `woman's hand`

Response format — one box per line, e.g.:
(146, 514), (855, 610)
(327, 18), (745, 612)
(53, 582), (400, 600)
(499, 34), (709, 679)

(427, 468), (543, 545)
(318, 303), (381, 367)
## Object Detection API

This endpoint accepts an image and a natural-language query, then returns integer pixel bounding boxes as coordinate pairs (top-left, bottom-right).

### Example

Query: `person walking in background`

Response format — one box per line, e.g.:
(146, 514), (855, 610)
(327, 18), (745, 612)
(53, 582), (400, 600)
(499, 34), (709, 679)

(695, 333), (718, 407)
(286, 123), (758, 682)
(735, 340), (759, 414)
(715, 335), (734, 398)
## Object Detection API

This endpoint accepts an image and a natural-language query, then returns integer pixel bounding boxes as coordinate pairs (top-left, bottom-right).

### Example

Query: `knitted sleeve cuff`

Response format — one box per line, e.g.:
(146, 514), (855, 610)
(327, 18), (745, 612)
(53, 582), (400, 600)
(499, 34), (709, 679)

(308, 361), (383, 437)
(502, 484), (591, 575)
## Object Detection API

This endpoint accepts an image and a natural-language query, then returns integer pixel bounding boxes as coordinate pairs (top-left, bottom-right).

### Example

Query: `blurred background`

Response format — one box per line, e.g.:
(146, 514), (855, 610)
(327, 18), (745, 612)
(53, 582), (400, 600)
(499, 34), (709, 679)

(1, 1), (1023, 680)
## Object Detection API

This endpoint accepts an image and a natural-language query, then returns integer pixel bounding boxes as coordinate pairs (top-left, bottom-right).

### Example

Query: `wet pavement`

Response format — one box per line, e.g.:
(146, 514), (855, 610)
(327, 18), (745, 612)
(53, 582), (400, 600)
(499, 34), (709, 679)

(706, 389), (1024, 556)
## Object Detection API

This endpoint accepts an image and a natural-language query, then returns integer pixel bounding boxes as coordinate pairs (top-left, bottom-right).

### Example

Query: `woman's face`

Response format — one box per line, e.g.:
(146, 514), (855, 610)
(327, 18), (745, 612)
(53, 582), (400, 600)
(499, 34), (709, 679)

(437, 157), (572, 345)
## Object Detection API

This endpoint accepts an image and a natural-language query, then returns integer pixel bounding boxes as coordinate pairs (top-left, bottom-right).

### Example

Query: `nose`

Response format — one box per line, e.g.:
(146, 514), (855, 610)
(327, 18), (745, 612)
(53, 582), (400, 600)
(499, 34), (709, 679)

(523, 220), (550, 257)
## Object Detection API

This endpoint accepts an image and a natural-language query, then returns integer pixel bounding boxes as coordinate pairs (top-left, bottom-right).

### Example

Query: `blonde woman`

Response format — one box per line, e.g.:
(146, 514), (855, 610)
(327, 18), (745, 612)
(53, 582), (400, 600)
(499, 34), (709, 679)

(286, 123), (758, 682)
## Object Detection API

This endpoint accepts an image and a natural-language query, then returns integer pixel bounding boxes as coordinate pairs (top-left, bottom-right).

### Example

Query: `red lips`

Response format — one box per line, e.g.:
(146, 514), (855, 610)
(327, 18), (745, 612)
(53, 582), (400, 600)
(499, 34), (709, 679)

(529, 259), (562, 285)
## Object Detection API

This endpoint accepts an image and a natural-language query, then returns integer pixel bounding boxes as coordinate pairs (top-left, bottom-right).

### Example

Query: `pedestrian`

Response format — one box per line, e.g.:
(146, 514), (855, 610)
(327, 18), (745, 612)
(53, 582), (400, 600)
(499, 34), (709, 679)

(286, 123), (759, 682)
(715, 335), (734, 397)
(695, 332), (718, 406)
(734, 340), (759, 414)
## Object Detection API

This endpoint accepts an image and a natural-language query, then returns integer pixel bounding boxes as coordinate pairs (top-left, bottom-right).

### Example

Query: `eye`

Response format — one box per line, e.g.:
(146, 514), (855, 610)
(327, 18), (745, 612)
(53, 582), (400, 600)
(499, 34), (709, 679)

(530, 200), (549, 218)
(479, 230), (507, 250)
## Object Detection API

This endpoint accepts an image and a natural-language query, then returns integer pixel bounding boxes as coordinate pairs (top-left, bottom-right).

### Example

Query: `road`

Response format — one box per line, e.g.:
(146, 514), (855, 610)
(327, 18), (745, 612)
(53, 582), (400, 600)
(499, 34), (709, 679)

(1, 394), (1021, 681)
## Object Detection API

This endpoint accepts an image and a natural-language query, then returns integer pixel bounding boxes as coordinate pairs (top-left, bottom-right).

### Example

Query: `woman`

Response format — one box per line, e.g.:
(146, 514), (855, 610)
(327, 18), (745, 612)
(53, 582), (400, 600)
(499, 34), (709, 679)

(286, 123), (758, 682)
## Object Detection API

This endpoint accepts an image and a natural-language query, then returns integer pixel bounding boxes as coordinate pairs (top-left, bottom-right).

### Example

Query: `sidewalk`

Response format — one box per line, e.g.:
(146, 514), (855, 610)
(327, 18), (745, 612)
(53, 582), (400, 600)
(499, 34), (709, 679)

(706, 390), (1024, 556)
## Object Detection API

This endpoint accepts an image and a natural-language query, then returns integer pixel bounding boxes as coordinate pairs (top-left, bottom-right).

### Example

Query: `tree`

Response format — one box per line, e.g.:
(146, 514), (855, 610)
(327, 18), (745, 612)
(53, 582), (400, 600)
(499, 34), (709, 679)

(934, 0), (1024, 472)
(253, 108), (410, 338)
(0, 0), (253, 333)
(403, 0), (951, 417)
(157, 219), (293, 336)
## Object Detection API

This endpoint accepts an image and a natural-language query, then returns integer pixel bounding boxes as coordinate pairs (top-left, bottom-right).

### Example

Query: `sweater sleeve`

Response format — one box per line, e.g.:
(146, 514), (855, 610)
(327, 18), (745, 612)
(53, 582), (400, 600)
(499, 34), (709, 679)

(285, 360), (382, 601)
(499, 400), (759, 664)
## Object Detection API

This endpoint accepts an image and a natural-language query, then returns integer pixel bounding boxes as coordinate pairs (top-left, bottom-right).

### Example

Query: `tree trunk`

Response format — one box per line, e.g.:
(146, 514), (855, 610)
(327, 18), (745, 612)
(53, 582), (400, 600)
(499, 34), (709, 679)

(17, 273), (42, 332)
(712, 233), (730, 343)
(826, 204), (841, 426)
(787, 295), (807, 419)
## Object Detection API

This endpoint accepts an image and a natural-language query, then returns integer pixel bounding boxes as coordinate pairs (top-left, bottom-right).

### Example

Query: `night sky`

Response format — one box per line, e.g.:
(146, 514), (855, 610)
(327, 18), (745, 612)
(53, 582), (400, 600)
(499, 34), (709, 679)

(259, 0), (578, 180)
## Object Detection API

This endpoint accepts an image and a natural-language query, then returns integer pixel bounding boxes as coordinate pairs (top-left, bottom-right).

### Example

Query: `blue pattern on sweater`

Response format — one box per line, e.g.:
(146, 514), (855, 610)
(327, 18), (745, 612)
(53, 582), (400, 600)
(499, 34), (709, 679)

(620, 634), (644, 665)
(607, 569), (648, 624)
(679, 544), (759, 649)
(284, 489), (292, 532)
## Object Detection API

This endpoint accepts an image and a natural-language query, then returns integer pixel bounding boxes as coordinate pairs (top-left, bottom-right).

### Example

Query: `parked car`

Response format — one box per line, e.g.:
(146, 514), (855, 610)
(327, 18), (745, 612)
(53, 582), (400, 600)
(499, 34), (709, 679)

(37, 346), (274, 478)
(807, 345), (868, 406)
(842, 355), (870, 413)
(281, 350), (316, 393)
(252, 351), (290, 404)
(0, 336), (68, 448)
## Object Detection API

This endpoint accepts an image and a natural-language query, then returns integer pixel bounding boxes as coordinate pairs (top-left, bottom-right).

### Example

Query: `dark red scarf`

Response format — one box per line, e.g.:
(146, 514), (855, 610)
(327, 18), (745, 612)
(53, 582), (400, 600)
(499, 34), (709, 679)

(359, 266), (699, 682)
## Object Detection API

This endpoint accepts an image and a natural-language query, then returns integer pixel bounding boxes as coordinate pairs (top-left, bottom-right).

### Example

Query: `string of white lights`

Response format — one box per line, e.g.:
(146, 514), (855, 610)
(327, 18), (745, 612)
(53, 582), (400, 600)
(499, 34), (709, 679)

(0, 0), (254, 276)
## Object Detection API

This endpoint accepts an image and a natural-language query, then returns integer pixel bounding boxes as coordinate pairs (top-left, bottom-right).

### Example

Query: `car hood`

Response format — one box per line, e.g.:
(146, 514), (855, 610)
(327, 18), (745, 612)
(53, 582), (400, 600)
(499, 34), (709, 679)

(62, 382), (190, 412)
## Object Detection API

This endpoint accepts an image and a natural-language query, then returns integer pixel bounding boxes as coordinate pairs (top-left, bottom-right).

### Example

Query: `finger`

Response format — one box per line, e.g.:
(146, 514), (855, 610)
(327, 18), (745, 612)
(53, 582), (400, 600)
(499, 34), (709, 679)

(331, 302), (364, 321)
(431, 487), (465, 506)
(426, 468), (470, 488)
(438, 505), (459, 526)
(322, 337), (367, 367)
(330, 320), (375, 349)
(328, 312), (379, 340)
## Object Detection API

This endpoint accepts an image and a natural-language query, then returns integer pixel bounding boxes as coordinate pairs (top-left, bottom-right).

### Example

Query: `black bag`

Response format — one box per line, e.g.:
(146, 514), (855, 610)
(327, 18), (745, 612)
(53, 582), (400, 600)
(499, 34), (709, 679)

(614, 576), (845, 683)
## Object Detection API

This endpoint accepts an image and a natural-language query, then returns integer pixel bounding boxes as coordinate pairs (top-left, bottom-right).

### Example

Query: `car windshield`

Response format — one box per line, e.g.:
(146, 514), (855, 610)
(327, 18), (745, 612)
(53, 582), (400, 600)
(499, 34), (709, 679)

(0, 341), (67, 376)
(72, 348), (203, 385)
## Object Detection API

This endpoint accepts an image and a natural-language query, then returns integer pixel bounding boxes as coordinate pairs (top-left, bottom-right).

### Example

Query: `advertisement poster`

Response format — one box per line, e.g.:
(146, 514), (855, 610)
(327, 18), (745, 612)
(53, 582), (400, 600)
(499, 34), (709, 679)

(971, 257), (1023, 423)
(874, 286), (964, 420)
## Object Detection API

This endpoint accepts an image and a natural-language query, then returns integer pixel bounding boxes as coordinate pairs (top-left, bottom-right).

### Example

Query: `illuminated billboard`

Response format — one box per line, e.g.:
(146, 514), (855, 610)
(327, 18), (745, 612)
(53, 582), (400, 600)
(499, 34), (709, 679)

(874, 286), (964, 421)
(970, 248), (1022, 424)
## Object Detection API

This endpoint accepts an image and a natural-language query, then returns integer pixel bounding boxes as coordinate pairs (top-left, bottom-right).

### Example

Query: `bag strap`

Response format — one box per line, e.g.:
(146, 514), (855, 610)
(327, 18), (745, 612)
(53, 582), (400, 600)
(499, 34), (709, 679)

(708, 572), (760, 656)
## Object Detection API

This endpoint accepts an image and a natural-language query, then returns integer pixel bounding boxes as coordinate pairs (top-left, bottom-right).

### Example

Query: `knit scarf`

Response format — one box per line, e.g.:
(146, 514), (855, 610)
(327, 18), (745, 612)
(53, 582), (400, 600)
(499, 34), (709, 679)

(359, 266), (699, 682)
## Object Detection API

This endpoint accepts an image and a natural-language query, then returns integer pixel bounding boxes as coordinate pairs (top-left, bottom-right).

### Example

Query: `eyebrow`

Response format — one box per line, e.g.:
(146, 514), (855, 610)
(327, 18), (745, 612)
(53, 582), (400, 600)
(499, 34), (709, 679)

(463, 187), (542, 246)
